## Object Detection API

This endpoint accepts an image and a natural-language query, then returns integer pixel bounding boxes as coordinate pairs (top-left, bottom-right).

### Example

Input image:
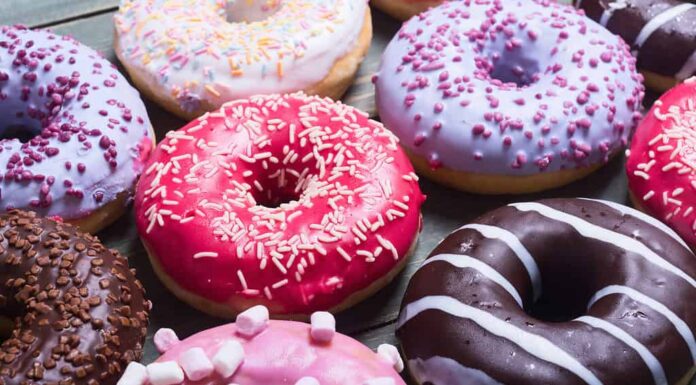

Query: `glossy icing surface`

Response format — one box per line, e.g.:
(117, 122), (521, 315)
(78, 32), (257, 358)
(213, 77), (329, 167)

(576, 0), (696, 81)
(114, 0), (368, 114)
(626, 78), (696, 246)
(0, 26), (152, 220)
(398, 198), (696, 385)
(374, 0), (644, 175)
(151, 319), (405, 385)
(134, 93), (424, 315)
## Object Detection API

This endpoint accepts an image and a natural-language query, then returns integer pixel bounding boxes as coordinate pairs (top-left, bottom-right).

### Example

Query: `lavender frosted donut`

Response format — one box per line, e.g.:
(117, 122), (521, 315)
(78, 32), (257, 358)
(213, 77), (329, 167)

(0, 26), (153, 232)
(374, 0), (645, 194)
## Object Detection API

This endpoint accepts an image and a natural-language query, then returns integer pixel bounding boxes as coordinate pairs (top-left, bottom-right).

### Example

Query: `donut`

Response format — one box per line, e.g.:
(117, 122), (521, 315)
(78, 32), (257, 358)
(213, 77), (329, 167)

(117, 306), (405, 385)
(370, 0), (443, 20)
(0, 26), (154, 234)
(397, 198), (696, 385)
(575, 0), (696, 92)
(114, 0), (372, 120)
(133, 92), (424, 318)
(626, 77), (696, 249)
(374, 0), (645, 194)
(0, 210), (151, 385)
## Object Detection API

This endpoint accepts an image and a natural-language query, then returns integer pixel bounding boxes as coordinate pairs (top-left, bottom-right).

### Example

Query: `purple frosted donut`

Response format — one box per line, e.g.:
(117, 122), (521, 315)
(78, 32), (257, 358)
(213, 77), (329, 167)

(374, 0), (645, 194)
(0, 26), (153, 232)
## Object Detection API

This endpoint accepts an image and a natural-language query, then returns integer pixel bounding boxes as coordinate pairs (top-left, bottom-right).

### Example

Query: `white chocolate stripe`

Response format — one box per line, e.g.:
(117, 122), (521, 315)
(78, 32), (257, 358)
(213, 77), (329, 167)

(589, 285), (696, 363)
(398, 296), (604, 385)
(676, 50), (696, 80)
(422, 254), (523, 307)
(575, 316), (667, 385)
(408, 356), (504, 385)
(634, 4), (696, 48)
(578, 198), (690, 251)
(509, 202), (696, 288)
(459, 224), (542, 300)
(600, 9), (613, 26)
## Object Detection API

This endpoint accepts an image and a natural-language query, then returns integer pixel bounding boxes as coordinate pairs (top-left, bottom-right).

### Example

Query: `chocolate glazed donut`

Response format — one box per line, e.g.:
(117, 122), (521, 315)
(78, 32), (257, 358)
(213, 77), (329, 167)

(0, 211), (150, 385)
(575, 0), (696, 91)
(398, 198), (696, 385)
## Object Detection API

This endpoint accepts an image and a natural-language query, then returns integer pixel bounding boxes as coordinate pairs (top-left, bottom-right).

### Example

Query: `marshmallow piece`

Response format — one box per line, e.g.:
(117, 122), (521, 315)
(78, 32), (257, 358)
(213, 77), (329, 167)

(179, 347), (214, 381)
(295, 377), (320, 385)
(235, 305), (269, 337)
(146, 361), (184, 385)
(212, 340), (245, 378)
(117, 362), (147, 385)
(310, 311), (336, 343)
(377, 344), (404, 373)
(363, 378), (396, 385)
(154, 328), (180, 353)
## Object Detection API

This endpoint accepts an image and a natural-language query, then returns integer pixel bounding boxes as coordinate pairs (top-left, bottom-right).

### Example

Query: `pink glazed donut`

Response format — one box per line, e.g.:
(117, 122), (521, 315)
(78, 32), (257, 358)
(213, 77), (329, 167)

(0, 26), (153, 233)
(374, 0), (645, 194)
(117, 306), (406, 385)
(134, 92), (424, 318)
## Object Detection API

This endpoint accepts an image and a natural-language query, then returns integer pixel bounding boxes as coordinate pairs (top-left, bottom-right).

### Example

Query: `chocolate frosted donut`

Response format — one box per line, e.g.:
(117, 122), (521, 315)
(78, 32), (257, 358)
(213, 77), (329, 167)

(575, 0), (696, 91)
(0, 210), (150, 385)
(398, 198), (696, 385)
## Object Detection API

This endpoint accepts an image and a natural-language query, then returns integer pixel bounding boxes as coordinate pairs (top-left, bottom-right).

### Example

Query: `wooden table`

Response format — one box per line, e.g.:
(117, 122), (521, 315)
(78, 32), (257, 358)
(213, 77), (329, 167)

(2, 2), (691, 384)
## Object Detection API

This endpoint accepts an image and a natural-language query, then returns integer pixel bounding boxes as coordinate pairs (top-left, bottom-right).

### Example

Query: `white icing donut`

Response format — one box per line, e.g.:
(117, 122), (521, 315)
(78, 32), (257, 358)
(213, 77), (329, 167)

(114, 0), (368, 115)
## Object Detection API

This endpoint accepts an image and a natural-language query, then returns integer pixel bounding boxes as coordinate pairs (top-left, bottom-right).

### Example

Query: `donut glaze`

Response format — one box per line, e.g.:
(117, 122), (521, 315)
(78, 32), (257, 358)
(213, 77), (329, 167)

(114, 0), (369, 116)
(0, 26), (153, 224)
(0, 210), (150, 385)
(134, 93), (424, 316)
(576, 0), (696, 85)
(626, 78), (696, 247)
(374, 0), (644, 176)
(398, 198), (696, 385)
(136, 314), (405, 385)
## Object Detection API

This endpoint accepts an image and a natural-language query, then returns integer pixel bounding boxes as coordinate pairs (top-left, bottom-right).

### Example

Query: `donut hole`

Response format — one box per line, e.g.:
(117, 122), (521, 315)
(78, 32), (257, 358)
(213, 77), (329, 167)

(526, 259), (597, 323)
(0, 123), (43, 143)
(225, 0), (282, 23)
(251, 168), (307, 208)
(0, 316), (15, 341)
(488, 54), (541, 88)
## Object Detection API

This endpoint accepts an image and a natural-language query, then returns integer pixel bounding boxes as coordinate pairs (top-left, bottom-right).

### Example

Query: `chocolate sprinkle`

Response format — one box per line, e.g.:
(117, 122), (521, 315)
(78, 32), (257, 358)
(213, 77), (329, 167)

(0, 210), (150, 385)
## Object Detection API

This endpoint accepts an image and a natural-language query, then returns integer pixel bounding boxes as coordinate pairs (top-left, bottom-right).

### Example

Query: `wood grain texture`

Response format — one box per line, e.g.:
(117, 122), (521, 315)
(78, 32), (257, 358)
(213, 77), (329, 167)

(0, 0), (118, 27)
(3, 2), (695, 385)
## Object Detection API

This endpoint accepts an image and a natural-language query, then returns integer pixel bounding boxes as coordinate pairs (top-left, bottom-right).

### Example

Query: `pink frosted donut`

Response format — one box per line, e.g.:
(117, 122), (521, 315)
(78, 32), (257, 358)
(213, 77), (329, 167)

(117, 307), (405, 385)
(374, 0), (645, 194)
(626, 77), (696, 248)
(134, 92), (424, 318)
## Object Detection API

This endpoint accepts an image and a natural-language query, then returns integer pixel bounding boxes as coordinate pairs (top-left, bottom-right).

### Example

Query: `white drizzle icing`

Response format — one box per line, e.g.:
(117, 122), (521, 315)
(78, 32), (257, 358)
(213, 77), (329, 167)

(676, 50), (696, 80)
(458, 224), (542, 300)
(509, 202), (696, 288)
(589, 285), (696, 364)
(575, 316), (667, 385)
(578, 198), (691, 251)
(421, 254), (523, 307)
(398, 296), (604, 385)
(634, 3), (696, 48)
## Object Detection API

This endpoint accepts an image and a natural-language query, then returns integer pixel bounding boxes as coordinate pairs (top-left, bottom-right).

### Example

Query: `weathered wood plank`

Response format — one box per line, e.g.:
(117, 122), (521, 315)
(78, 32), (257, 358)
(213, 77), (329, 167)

(0, 0), (118, 28)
